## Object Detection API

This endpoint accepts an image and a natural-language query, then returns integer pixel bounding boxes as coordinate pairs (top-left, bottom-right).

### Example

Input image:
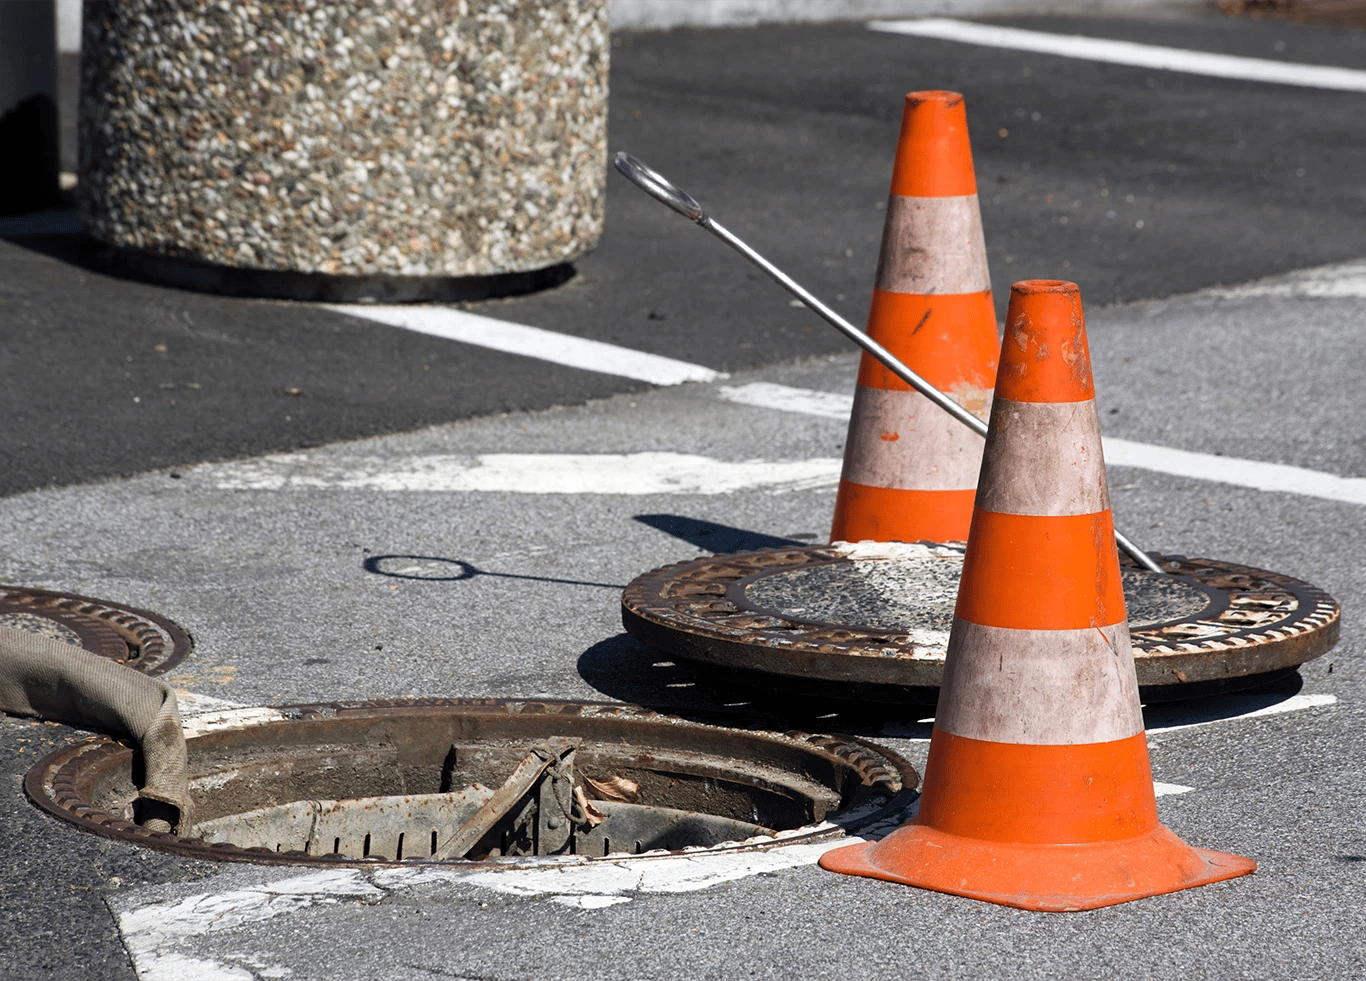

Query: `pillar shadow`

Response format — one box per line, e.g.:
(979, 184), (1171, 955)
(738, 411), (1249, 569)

(632, 514), (809, 554)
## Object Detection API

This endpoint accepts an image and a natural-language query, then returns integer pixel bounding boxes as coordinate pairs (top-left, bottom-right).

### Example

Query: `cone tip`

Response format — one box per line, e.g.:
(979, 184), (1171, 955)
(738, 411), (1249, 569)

(998, 279), (1094, 403)
(1011, 279), (1079, 296)
(891, 90), (976, 198)
(905, 90), (964, 109)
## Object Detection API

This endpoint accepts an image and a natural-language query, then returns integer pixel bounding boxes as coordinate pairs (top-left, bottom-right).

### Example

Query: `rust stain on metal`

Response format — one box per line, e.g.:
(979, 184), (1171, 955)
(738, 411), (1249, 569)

(24, 699), (919, 868)
(621, 547), (1340, 702)
(0, 586), (192, 675)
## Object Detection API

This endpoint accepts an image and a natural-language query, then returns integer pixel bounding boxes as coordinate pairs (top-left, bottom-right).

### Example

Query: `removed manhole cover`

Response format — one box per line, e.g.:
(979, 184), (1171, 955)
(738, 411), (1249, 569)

(622, 544), (1341, 703)
(25, 699), (918, 867)
(0, 586), (192, 676)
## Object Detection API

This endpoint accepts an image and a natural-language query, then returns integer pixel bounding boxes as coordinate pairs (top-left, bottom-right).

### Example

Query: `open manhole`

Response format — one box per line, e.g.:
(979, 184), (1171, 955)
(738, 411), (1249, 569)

(25, 699), (918, 866)
(622, 544), (1341, 703)
(0, 586), (192, 676)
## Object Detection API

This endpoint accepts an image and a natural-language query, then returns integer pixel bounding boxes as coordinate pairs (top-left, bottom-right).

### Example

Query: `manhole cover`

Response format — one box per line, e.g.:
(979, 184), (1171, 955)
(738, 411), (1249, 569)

(0, 586), (192, 676)
(25, 699), (918, 867)
(621, 544), (1341, 703)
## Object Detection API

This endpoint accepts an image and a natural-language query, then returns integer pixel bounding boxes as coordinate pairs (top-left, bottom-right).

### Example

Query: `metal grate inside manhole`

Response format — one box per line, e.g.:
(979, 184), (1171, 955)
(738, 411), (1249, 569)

(0, 586), (192, 676)
(25, 699), (918, 867)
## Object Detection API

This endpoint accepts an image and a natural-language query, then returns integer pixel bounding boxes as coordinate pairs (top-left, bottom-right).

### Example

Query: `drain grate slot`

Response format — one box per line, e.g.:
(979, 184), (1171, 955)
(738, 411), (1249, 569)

(193, 785), (496, 859)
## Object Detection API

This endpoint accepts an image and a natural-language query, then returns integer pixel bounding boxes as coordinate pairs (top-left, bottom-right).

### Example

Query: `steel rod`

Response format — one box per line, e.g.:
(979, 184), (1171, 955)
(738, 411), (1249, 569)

(614, 151), (1165, 575)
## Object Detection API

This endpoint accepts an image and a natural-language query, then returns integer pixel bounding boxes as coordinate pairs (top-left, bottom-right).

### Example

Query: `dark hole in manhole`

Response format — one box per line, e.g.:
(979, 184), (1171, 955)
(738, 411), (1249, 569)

(0, 586), (192, 676)
(25, 699), (919, 867)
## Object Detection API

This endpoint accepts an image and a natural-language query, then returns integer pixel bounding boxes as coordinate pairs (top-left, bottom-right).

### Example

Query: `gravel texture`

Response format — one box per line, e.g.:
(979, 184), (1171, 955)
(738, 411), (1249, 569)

(78, 0), (608, 279)
(745, 544), (1215, 637)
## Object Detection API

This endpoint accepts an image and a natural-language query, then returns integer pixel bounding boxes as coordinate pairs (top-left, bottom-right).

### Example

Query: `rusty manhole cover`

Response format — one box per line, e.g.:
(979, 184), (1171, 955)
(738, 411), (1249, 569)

(621, 544), (1340, 703)
(0, 586), (192, 676)
(25, 699), (918, 866)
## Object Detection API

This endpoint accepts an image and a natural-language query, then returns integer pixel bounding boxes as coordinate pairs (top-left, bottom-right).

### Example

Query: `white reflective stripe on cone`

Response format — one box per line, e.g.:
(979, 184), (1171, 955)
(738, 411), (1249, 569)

(976, 397), (1111, 517)
(840, 386), (987, 490)
(935, 620), (1144, 745)
(875, 195), (991, 295)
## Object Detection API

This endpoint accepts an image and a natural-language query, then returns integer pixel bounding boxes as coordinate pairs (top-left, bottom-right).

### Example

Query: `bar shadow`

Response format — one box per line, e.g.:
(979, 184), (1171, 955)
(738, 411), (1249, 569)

(361, 554), (624, 590)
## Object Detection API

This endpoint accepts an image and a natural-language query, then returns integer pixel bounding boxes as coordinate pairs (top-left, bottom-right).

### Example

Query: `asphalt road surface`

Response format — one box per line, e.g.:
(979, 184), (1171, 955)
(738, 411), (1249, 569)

(2, 9), (1364, 496)
(1, 8), (1364, 981)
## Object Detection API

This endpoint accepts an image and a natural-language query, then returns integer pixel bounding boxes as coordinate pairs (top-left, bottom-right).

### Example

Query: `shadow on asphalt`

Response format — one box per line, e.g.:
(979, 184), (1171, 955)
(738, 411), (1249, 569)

(632, 514), (810, 553)
(579, 631), (1313, 740)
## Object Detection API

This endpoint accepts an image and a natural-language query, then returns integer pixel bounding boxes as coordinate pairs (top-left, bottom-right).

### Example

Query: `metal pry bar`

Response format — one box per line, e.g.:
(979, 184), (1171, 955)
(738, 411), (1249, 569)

(613, 151), (1164, 575)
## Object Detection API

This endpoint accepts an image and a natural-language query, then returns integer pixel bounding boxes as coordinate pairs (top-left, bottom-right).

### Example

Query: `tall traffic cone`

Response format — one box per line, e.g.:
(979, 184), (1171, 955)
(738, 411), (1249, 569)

(820, 280), (1256, 911)
(830, 91), (999, 545)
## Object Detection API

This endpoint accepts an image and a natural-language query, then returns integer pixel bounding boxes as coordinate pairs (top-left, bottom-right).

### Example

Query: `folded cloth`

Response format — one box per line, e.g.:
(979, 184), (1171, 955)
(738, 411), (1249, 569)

(0, 625), (190, 832)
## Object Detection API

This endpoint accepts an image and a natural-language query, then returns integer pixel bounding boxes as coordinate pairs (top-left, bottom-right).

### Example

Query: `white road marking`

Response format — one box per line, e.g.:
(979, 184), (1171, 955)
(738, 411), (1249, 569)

(175, 690), (252, 716)
(718, 382), (1366, 507)
(1145, 692), (1337, 735)
(180, 706), (286, 738)
(1153, 782), (1195, 797)
(869, 18), (1366, 93)
(718, 381), (852, 419)
(328, 304), (723, 386)
(1203, 258), (1366, 300)
(1104, 440), (1366, 506)
(114, 816), (909, 980)
(203, 451), (841, 495)
(116, 870), (381, 981)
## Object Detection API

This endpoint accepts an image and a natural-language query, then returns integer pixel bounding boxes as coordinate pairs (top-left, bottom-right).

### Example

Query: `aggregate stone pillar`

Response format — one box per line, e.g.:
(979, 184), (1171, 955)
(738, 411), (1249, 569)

(78, 0), (609, 301)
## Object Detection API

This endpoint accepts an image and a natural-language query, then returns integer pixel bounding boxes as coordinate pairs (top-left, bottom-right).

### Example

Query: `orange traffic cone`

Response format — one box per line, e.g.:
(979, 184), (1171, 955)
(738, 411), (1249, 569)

(830, 90), (999, 545)
(820, 280), (1256, 911)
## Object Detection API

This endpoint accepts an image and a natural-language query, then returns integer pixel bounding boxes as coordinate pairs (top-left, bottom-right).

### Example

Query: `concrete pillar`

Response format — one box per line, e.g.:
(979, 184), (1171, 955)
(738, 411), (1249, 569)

(78, 0), (609, 301)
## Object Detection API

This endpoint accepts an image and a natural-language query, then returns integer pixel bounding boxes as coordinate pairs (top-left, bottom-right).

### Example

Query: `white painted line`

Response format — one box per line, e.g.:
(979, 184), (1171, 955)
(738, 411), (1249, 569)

(1153, 782), (1195, 797)
(1105, 439), (1366, 507)
(714, 382), (1366, 507)
(1145, 692), (1337, 735)
(372, 806), (909, 907)
(117, 870), (382, 981)
(1204, 257), (1366, 300)
(718, 382), (853, 419)
(180, 706), (287, 738)
(203, 451), (842, 495)
(175, 690), (252, 716)
(115, 819), (910, 975)
(327, 304), (723, 386)
(869, 18), (1366, 93)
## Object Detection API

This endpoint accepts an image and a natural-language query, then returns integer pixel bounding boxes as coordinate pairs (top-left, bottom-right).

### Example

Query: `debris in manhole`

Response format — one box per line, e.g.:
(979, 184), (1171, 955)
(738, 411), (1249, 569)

(25, 699), (918, 867)
(0, 586), (192, 675)
(622, 545), (1340, 703)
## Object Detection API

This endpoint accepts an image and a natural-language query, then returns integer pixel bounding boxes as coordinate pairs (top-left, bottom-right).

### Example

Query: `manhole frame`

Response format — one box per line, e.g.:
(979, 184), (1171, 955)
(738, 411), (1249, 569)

(24, 698), (919, 868)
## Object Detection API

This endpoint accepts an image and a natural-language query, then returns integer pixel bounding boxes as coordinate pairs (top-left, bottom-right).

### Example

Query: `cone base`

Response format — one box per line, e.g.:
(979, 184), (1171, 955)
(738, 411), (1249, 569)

(819, 823), (1255, 911)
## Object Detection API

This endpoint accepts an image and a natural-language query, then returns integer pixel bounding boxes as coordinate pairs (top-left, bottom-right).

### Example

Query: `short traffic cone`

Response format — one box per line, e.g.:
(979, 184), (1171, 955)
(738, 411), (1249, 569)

(830, 90), (999, 545)
(820, 280), (1256, 911)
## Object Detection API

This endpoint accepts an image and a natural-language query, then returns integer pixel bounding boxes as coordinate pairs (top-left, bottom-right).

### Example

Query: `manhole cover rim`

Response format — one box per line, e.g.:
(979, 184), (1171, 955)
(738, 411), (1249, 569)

(621, 547), (1341, 690)
(0, 585), (193, 676)
(24, 698), (920, 868)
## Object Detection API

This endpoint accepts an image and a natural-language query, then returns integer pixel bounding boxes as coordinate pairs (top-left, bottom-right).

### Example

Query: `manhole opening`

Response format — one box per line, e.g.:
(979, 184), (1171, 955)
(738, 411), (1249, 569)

(27, 700), (918, 867)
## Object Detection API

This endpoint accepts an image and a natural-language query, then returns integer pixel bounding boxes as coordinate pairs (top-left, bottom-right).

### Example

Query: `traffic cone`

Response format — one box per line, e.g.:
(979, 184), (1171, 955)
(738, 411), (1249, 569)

(820, 280), (1256, 911)
(830, 90), (999, 545)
